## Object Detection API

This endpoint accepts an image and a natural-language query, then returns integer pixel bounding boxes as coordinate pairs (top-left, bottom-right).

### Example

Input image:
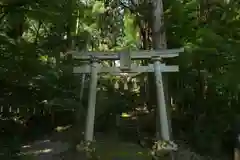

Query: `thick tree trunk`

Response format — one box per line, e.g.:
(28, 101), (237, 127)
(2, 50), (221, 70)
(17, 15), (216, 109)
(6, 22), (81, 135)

(152, 0), (172, 140)
(152, 0), (174, 159)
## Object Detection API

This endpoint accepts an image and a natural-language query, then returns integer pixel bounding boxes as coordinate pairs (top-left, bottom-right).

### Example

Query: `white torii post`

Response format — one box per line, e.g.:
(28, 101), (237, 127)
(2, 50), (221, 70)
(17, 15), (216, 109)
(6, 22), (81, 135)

(84, 58), (99, 141)
(153, 57), (170, 141)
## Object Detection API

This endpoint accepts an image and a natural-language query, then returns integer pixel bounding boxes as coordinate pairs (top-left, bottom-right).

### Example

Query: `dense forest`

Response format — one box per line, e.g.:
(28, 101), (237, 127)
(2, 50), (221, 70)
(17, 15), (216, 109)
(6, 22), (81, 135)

(0, 0), (240, 159)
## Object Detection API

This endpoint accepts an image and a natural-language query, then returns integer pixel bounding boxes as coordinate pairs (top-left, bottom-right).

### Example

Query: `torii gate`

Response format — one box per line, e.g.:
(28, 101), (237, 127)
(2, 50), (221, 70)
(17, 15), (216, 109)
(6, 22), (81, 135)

(70, 48), (183, 142)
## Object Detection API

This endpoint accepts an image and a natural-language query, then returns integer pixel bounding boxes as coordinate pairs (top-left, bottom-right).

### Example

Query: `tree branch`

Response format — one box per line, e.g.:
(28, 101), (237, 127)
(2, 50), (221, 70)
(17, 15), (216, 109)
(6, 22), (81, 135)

(34, 21), (42, 45)
(119, 0), (136, 13)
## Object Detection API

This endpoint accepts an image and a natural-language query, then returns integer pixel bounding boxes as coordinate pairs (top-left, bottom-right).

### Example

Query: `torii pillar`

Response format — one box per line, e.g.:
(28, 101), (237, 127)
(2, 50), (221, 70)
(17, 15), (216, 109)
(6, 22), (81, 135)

(153, 57), (170, 141)
(84, 58), (99, 141)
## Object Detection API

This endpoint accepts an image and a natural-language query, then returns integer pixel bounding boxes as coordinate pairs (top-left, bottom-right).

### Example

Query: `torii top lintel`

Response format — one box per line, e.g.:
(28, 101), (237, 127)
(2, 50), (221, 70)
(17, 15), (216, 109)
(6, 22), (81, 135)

(69, 48), (184, 61)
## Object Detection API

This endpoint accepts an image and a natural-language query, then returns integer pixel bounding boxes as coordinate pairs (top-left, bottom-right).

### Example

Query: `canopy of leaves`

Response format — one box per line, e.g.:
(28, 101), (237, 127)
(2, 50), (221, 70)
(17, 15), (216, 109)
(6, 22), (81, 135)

(0, 0), (240, 158)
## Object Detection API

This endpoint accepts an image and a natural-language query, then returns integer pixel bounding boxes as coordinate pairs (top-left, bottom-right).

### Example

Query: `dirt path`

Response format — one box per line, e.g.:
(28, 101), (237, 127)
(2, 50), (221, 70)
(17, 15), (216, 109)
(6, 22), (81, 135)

(96, 141), (151, 160)
(19, 138), (70, 160)
(18, 130), (151, 160)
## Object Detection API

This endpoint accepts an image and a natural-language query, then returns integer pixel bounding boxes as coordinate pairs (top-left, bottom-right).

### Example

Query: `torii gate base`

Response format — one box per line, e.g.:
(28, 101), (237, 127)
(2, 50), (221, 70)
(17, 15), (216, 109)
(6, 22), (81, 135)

(71, 48), (183, 157)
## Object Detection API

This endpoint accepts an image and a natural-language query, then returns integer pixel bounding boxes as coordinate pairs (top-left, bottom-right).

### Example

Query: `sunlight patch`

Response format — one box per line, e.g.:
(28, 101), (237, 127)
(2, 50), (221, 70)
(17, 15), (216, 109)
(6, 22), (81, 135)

(55, 125), (72, 132)
(18, 148), (53, 156)
(121, 113), (131, 118)
(21, 145), (31, 149)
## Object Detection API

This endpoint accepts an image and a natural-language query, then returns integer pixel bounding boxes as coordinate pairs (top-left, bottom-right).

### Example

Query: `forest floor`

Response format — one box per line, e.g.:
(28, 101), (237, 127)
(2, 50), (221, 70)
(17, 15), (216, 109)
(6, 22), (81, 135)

(16, 126), (152, 160)
(0, 122), (230, 160)
(0, 126), (230, 160)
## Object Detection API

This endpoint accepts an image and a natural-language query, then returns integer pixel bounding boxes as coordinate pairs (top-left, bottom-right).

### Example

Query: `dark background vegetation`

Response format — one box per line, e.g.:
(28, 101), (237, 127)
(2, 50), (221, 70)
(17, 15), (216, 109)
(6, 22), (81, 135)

(0, 0), (240, 159)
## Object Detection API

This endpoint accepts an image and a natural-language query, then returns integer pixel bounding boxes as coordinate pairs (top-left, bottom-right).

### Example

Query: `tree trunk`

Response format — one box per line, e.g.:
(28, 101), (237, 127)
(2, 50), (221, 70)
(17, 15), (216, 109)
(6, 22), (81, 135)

(152, 0), (174, 159)
(152, 0), (173, 139)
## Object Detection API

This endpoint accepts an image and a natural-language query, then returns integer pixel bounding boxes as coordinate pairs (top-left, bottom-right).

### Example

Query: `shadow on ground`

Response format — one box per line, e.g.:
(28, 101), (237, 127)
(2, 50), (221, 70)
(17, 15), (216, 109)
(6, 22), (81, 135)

(6, 127), (151, 160)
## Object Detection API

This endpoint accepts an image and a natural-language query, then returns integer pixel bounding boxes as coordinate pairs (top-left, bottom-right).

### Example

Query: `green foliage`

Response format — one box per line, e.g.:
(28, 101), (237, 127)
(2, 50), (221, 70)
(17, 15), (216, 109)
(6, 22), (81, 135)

(123, 9), (140, 48)
(0, 0), (240, 158)
(163, 0), (240, 156)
